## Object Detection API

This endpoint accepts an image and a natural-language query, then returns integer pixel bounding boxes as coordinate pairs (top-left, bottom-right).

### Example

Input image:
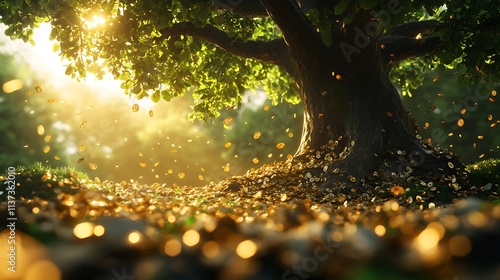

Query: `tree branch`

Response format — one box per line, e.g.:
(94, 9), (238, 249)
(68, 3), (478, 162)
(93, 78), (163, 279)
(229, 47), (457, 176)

(259, 0), (320, 51)
(384, 20), (442, 38)
(213, 0), (268, 17)
(159, 22), (288, 68)
(380, 20), (443, 71)
(380, 16), (499, 71)
(380, 35), (440, 70)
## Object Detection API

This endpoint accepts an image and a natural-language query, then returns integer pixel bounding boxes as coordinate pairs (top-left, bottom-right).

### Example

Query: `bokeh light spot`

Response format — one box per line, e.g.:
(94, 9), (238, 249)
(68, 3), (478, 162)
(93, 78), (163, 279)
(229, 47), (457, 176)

(73, 222), (94, 239)
(2, 79), (23, 93)
(236, 240), (257, 259)
(164, 239), (182, 256)
(202, 241), (220, 258)
(128, 231), (142, 244)
(182, 230), (200, 247)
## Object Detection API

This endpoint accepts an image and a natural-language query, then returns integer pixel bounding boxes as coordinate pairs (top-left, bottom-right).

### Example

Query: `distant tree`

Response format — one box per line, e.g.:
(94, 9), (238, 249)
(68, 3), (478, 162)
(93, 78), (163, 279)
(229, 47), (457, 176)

(0, 50), (68, 170)
(2, 0), (498, 192)
(403, 69), (500, 163)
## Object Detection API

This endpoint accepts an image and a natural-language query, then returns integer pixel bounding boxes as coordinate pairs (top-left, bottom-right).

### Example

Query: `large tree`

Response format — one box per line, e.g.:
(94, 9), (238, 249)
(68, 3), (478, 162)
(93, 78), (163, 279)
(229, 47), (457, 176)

(1, 0), (498, 193)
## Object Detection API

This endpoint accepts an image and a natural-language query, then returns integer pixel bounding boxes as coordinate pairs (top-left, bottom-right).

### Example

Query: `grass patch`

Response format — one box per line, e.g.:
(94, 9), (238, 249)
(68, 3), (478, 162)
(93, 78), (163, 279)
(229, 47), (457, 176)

(466, 158), (500, 204)
(0, 162), (89, 202)
(467, 158), (500, 186)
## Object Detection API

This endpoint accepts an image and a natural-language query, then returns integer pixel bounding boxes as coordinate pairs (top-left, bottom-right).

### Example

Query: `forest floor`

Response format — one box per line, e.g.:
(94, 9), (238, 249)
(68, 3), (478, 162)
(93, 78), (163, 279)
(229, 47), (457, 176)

(1, 159), (499, 280)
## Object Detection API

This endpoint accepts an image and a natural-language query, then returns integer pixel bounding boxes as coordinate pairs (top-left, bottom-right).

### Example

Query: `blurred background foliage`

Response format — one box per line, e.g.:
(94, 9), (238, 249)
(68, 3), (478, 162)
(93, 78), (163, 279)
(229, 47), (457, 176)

(0, 47), (69, 169)
(403, 68), (499, 163)
(1, 29), (498, 187)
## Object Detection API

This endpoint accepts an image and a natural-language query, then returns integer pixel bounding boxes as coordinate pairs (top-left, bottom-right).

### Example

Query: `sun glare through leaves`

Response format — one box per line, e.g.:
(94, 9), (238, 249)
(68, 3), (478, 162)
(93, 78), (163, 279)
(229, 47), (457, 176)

(1, 11), (498, 199)
(83, 14), (107, 29)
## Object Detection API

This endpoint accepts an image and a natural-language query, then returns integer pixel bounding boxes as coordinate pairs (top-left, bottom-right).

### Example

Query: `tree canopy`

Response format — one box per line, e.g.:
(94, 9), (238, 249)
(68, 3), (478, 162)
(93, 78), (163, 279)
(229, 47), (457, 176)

(1, 0), (498, 121)
(2, 1), (499, 193)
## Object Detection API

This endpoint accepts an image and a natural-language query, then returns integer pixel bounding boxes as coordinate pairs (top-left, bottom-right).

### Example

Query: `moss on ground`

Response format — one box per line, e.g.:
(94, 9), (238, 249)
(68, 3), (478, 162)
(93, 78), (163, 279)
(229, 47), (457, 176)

(1, 160), (499, 204)
(467, 158), (500, 186)
(466, 158), (500, 203)
(0, 162), (89, 202)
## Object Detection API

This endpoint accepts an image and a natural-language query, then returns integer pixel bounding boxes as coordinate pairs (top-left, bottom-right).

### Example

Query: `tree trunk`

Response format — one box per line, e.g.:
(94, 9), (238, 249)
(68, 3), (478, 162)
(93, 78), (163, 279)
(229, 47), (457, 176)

(257, 0), (467, 193)
(288, 23), (465, 193)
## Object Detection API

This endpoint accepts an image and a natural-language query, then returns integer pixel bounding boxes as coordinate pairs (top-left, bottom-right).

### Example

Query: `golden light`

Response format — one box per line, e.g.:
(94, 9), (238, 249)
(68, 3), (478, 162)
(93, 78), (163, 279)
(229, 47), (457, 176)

(236, 239), (257, 259)
(164, 239), (182, 257)
(93, 225), (105, 237)
(129, 97), (156, 111)
(466, 211), (488, 227)
(167, 215), (176, 223)
(414, 228), (439, 253)
(24, 260), (62, 280)
(413, 222), (445, 255)
(2, 79), (23, 93)
(84, 14), (107, 29)
(374, 225), (386, 237)
(429, 222), (446, 239)
(202, 241), (220, 258)
(449, 235), (472, 257)
(344, 223), (357, 236)
(331, 230), (344, 242)
(128, 231), (142, 244)
(0, 230), (54, 280)
(73, 222), (94, 239)
(182, 229), (200, 247)
(37, 125), (45, 136)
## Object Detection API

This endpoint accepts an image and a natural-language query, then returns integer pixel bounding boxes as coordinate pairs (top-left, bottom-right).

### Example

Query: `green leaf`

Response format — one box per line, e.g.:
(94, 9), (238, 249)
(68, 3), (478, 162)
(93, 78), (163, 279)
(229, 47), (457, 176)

(320, 31), (333, 47)
(317, 20), (333, 47)
(306, 8), (320, 22)
(334, 0), (350, 15)
(6, 0), (22, 8)
(4, 27), (14, 36)
(150, 90), (161, 102)
(198, 5), (211, 22)
(358, 0), (379, 10)
(64, 65), (73, 75)
(161, 90), (172, 102)
(52, 43), (60, 52)
(174, 41), (184, 49)
(344, 11), (356, 24)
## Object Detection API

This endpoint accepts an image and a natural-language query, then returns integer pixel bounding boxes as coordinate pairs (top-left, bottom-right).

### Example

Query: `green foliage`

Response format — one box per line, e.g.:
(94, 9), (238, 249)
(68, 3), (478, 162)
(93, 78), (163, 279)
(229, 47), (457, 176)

(397, 159), (500, 207)
(348, 261), (423, 280)
(0, 0), (295, 122)
(403, 68), (499, 163)
(0, 0), (498, 122)
(390, 58), (428, 97)
(209, 98), (302, 170)
(434, 0), (499, 86)
(467, 159), (500, 187)
(0, 162), (88, 202)
(467, 159), (500, 204)
(306, 8), (334, 47)
(0, 48), (70, 171)
(395, 0), (499, 93)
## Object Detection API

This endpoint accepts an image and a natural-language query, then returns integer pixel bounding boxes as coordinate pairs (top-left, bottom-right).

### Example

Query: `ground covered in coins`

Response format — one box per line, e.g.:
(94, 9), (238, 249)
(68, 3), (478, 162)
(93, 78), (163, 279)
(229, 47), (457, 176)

(1, 159), (499, 280)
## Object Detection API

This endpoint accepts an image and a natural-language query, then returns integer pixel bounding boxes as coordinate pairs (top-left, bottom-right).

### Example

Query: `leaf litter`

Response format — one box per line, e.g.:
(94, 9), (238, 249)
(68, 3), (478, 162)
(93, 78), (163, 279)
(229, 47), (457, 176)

(1, 156), (499, 280)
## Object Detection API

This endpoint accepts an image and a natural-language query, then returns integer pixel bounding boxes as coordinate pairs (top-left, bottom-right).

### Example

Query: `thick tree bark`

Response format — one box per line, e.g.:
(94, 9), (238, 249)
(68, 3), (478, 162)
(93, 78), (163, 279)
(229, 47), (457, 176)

(257, 0), (466, 192)
(292, 48), (465, 191)
(199, 0), (467, 192)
